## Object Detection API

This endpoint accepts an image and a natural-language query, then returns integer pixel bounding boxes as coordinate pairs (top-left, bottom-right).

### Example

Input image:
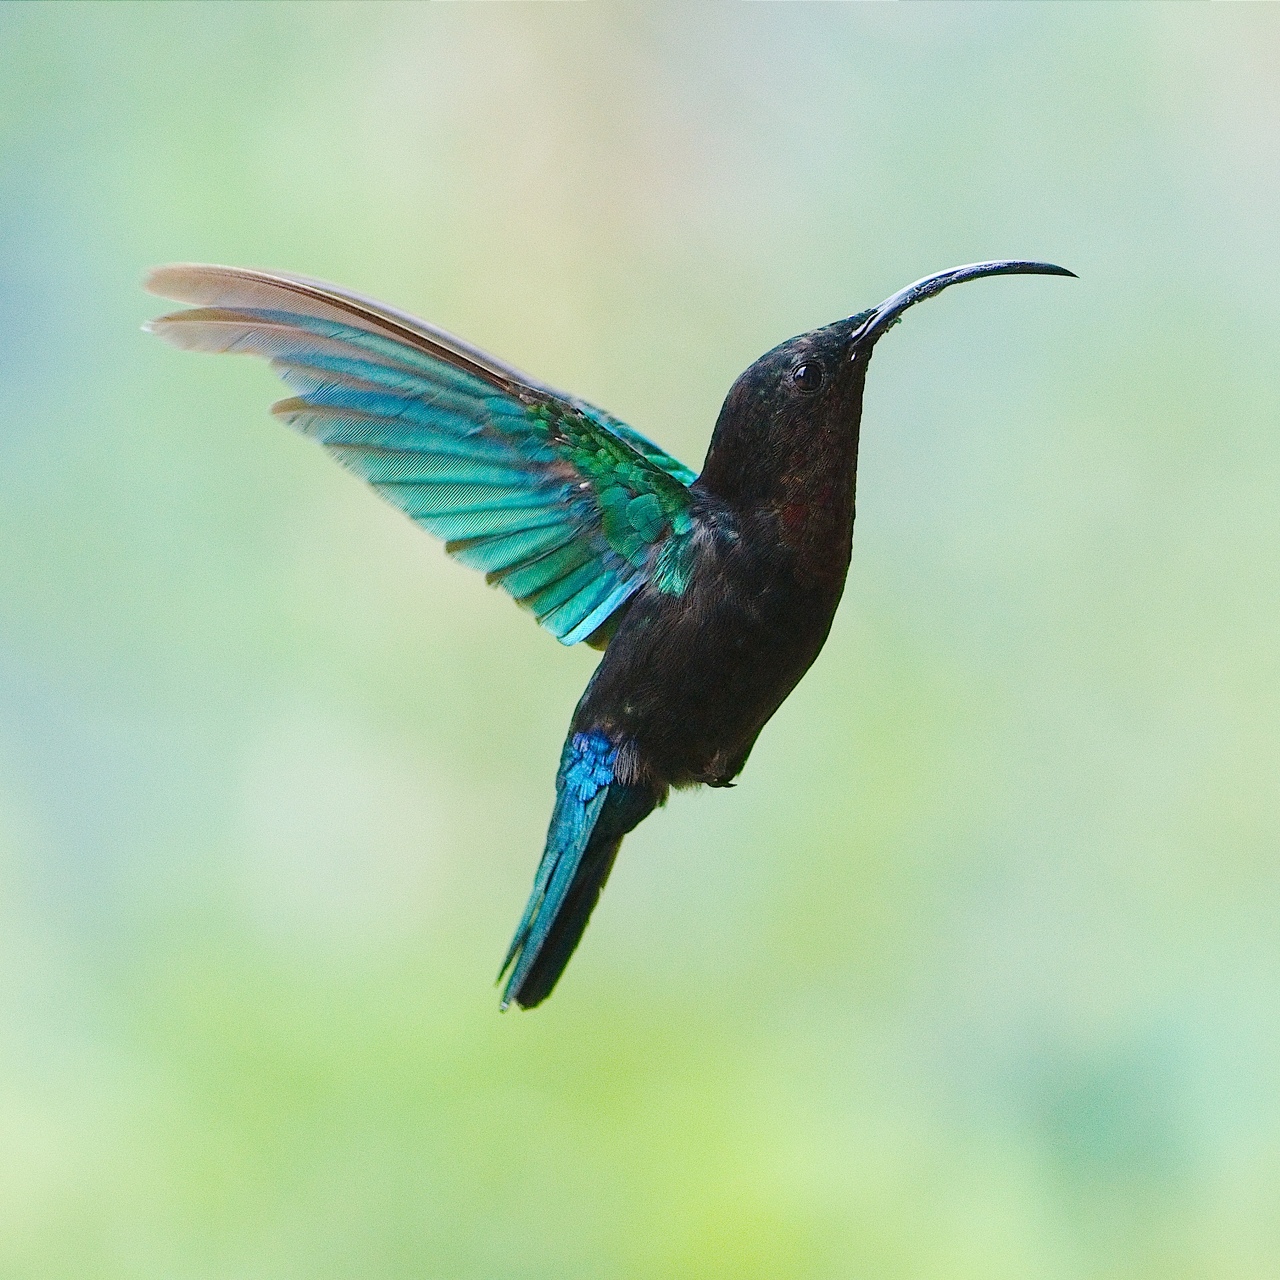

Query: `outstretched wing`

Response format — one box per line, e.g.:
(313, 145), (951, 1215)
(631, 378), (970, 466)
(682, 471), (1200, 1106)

(145, 265), (697, 647)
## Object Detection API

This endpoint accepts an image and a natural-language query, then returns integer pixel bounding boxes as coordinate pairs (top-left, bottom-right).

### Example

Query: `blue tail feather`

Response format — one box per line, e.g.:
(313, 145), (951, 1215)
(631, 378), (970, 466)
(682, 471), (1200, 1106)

(500, 731), (655, 1009)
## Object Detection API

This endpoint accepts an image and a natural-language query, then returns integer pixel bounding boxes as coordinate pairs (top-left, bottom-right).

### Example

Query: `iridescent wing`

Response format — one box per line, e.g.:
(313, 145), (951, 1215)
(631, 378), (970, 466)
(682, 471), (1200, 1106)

(145, 265), (697, 647)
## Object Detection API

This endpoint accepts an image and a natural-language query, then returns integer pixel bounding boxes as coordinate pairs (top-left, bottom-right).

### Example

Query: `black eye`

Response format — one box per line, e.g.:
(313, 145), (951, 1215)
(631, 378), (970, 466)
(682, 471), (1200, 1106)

(791, 361), (824, 394)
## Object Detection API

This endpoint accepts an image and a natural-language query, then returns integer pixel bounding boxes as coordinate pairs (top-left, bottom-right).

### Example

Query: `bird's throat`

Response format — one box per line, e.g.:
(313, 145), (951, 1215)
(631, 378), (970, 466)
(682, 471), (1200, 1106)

(771, 429), (860, 589)
(770, 362), (867, 590)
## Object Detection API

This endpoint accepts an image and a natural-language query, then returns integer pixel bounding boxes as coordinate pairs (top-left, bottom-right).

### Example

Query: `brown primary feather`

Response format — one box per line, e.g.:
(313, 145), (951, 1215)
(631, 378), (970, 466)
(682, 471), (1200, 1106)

(144, 263), (543, 396)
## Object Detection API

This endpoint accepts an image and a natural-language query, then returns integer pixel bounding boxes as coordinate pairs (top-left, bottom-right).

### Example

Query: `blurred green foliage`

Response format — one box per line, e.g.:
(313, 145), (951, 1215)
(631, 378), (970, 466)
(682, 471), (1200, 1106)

(1, 3), (1279, 1277)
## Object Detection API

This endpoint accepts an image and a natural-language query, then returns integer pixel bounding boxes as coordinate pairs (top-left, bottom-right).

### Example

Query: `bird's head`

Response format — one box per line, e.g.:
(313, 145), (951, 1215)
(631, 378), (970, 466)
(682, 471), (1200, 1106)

(697, 260), (1075, 508)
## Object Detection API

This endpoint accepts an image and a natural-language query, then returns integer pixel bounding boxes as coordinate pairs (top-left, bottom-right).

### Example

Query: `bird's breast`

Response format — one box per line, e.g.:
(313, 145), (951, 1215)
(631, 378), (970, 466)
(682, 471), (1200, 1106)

(575, 509), (850, 789)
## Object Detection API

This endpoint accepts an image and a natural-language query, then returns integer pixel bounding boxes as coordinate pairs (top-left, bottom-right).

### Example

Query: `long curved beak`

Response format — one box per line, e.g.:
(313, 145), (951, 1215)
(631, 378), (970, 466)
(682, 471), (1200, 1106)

(849, 260), (1076, 349)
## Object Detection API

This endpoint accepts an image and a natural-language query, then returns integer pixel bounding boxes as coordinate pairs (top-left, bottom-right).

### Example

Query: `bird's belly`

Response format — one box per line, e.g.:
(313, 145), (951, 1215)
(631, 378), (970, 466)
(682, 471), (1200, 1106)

(575, 567), (841, 789)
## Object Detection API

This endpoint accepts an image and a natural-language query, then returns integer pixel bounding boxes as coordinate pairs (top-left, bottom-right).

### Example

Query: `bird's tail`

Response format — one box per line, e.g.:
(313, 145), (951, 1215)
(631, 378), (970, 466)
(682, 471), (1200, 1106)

(499, 730), (656, 1009)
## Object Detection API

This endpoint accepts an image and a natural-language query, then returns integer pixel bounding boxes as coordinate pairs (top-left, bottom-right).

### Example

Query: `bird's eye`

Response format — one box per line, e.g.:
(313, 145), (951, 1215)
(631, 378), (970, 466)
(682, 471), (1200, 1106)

(791, 361), (824, 394)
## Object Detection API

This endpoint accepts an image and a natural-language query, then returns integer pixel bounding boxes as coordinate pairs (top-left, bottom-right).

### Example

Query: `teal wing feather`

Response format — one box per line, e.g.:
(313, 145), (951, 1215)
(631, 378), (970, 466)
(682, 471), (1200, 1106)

(144, 264), (696, 646)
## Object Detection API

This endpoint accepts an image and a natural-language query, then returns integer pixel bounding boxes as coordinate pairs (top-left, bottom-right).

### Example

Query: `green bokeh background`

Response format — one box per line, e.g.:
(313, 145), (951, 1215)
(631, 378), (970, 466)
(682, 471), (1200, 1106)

(3, 3), (1279, 1276)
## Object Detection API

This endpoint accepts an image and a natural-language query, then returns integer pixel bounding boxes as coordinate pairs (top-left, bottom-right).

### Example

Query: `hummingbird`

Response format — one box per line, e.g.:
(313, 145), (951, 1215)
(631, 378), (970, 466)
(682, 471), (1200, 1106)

(145, 258), (1073, 1009)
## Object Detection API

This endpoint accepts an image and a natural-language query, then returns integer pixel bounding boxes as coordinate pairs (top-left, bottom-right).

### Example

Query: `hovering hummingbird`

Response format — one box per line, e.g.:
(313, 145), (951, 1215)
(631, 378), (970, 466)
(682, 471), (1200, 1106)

(146, 258), (1073, 1008)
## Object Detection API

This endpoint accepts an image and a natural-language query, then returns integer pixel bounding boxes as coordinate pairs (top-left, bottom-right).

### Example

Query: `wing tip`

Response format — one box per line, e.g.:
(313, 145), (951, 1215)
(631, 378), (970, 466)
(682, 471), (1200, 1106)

(144, 262), (301, 305)
(144, 262), (218, 299)
(270, 395), (308, 419)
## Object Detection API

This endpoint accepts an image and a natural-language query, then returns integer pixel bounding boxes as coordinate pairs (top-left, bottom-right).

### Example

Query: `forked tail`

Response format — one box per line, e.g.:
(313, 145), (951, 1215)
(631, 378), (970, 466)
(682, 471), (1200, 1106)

(499, 731), (656, 1009)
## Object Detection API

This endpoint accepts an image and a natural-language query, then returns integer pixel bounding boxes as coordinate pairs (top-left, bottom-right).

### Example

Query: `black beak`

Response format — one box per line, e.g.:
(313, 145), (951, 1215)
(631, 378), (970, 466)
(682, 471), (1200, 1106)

(849, 260), (1076, 349)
